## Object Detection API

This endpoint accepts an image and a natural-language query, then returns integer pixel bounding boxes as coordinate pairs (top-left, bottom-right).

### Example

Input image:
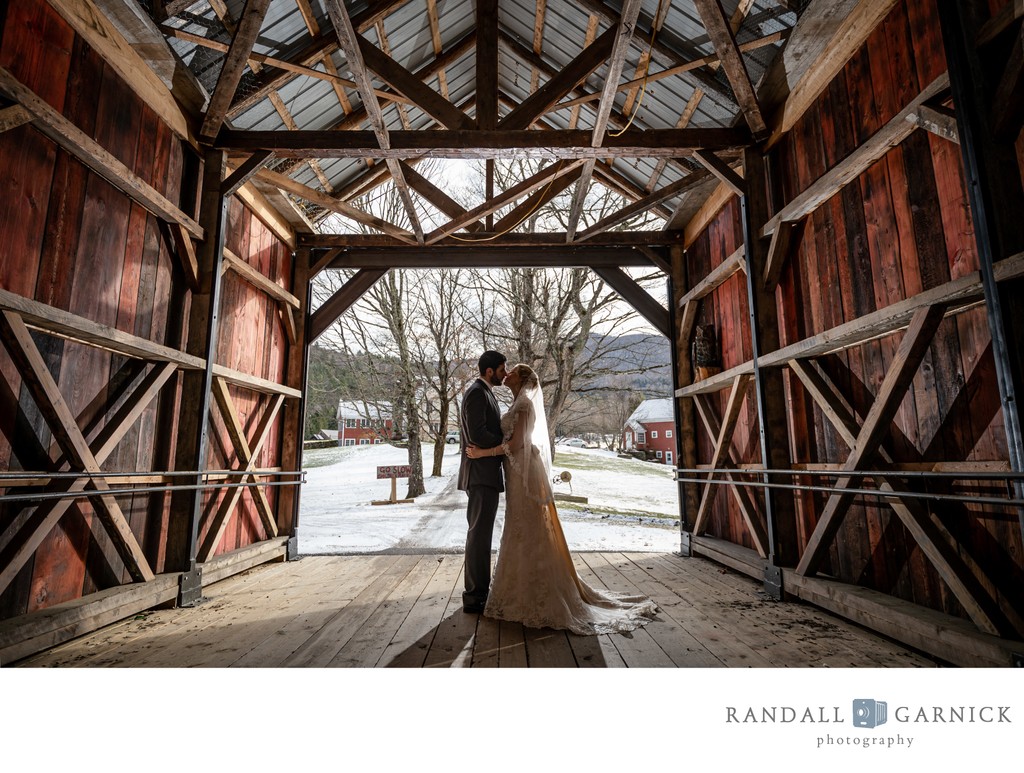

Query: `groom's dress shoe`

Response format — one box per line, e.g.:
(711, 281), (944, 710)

(463, 603), (485, 614)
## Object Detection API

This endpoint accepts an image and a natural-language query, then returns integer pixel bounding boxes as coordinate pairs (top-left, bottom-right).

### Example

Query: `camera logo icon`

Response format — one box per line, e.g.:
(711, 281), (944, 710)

(852, 699), (888, 728)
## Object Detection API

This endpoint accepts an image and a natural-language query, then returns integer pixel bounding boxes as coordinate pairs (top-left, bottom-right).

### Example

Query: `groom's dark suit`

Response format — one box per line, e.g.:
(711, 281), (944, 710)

(458, 378), (504, 609)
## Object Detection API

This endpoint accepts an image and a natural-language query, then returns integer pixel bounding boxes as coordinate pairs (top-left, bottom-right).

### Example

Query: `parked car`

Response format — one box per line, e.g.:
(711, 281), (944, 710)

(563, 438), (585, 447)
(445, 431), (460, 444)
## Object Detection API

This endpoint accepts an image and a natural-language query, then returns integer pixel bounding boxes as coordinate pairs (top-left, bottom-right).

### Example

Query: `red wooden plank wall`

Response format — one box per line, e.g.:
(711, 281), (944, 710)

(0, 0), (293, 619)
(686, 0), (1024, 624)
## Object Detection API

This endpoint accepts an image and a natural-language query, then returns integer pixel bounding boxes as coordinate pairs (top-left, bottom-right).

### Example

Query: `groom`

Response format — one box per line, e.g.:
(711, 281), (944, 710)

(457, 350), (507, 614)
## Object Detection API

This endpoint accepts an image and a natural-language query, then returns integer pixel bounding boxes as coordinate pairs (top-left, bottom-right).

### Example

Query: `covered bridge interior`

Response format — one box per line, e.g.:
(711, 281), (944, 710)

(1, 0), (1023, 668)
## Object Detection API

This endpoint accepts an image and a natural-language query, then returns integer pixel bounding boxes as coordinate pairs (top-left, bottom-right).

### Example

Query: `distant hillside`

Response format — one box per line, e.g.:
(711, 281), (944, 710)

(580, 332), (673, 395)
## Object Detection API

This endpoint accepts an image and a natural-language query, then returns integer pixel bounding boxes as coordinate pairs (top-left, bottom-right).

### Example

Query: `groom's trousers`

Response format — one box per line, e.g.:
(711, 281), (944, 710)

(464, 485), (499, 607)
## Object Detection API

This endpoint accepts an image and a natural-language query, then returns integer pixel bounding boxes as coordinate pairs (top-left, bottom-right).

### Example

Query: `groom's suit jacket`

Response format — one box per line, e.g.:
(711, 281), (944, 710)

(458, 378), (505, 492)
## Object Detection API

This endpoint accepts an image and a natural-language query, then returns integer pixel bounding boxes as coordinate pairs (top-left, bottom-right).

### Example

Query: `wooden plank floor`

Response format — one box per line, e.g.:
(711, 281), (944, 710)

(12, 553), (940, 667)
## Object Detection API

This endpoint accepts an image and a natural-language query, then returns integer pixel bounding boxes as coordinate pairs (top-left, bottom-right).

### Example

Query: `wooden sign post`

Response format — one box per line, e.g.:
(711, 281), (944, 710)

(372, 465), (414, 505)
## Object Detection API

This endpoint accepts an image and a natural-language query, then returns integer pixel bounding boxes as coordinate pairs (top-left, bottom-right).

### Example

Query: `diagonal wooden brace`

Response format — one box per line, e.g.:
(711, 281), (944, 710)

(198, 379), (284, 561)
(796, 304), (948, 577)
(691, 375), (754, 534)
(0, 312), (162, 589)
(788, 357), (1020, 636)
(692, 390), (769, 557)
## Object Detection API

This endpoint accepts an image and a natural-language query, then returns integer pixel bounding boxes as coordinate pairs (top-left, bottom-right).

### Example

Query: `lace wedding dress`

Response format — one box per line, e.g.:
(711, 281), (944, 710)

(483, 383), (658, 635)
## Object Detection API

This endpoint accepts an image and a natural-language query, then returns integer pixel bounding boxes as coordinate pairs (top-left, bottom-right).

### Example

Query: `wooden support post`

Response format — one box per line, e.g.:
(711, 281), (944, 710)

(741, 147), (797, 583)
(277, 248), (312, 544)
(939, 0), (1024, 546)
(168, 149), (230, 601)
(671, 244), (700, 547)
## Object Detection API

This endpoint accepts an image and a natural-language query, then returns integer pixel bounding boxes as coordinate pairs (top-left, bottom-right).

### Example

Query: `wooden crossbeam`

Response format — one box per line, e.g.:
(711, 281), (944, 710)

(199, 0), (271, 142)
(169, 223), (200, 292)
(788, 357), (1019, 636)
(0, 68), (203, 241)
(691, 0), (766, 138)
(198, 382), (283, 561)
(691, 382), (769, 557)
(254, 167), (415, 243)
(906, 104), (959, 145)
(762, 216), (806, 290)
(216, 127), (751, 158)
(977, 0), (1024, 46)
(566, 0), (645, 241)
(576, 170), (713, 242)
(693, 151), (745, 197)
(400, 162), (483, 232)
(796, 305), (947, 576)
(476, 0), (499, 131)
(765, 72), (951, 236)
(0, 360), (177, 585)
(425, 160), (585, 244)
(677, 252), (1024, 397)
(324, 0), (424, 242)
(222, 151), (274, 197)
(691, 375), (752, 534)
(308, 269), (389, 342)
(676, 246), (746, 308)
(0, 312), (156, 589)
(357, 35), (474, 130)
(590, 267), (671, 339)
(498, 27), (618, 131)
(223, 248), (301, 309)
(490, 166), (584, 234)
(0, 104), (31, 133)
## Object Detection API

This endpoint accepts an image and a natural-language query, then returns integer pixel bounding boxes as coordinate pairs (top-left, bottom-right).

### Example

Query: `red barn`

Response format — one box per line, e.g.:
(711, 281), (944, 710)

(337, 401), (393, 446)
(622, 398), (676, 465)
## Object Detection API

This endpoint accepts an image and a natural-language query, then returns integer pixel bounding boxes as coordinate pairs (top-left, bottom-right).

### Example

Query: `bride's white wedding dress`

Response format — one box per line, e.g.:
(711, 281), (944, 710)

(483, 384), (658, 635)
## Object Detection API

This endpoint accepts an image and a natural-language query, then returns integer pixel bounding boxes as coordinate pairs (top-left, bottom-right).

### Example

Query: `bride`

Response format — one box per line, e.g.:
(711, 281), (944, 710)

(466, 363), (658, 635)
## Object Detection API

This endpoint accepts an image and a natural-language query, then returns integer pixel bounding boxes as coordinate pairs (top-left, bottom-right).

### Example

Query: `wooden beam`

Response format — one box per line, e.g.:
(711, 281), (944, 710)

(565, 0), (644, 241)
(0, 68), (203, 240)
(169, 223), (201, 291)
(676, 246), (745, 308)
(48, 0), (193, 142)
(691, 391), (769, 557)
(323, 246), (651, 269)
(576, 170), (713, 242)
(796, 305), (947, 576)
(906, 104), (960, 145)
(788, 358), (1020, 637)
(217, 127), (751, 158)
(425, 160), (586, 244)
(693, 150), (745, 196)
(499, 27), (618, 131)
(356, 35), (474, 129)
(676, 252), (1024, 397)
(682, 178), (739, 248)
(764, 73), (951, 236)
(323, 0), (424, 241)
(765, 0), (902, 149)
(305, 230), (682, 249)
(222, 150), (274, 196)
(0, 103), (31, 132)
(199, 383), (283, 560)
(0, 361), (176, 595)
(232, 179), (298, 249)
(553, 30), (790, 113)
(0, 312), (155, 587)
(762, 216), (806, 289)
(590, 266), (671, 338)
(254, 167), (415, 243)
(490, 166), (584, 234)
(476, 0), (499, 131)
(223, 248), (301, 309)
(691, 375), (752, 533)
(691, 0), (766, 137)
(400, 162), (483, 232)
(199, 0), (272, 142)
(977, 0), (1024, 45)
(308, 269), (389, 341)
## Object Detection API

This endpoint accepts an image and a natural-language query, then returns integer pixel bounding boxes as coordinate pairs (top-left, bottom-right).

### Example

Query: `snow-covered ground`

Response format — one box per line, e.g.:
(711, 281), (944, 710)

(296, 442), (682, 554)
